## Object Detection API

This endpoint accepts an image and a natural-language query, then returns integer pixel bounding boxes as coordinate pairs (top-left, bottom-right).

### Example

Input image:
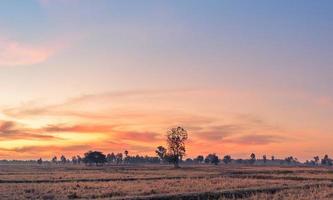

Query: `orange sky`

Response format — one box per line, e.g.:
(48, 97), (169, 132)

(1, 88), (332, 161)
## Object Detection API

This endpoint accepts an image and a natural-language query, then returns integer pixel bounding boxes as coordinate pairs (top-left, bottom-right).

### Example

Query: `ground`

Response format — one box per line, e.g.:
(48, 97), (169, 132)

(0, 164), (333, 199)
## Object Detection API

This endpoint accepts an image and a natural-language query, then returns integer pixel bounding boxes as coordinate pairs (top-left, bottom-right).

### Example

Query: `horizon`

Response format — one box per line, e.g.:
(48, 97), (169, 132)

(1, 0), (333, 161)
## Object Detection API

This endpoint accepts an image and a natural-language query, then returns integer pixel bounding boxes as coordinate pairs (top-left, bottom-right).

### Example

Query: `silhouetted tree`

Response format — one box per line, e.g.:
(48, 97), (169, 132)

(124, 150), (129, 163)
(223, 155), (232, 164)
(37, 158), (42, 165)
(166, 126), (188, 168)
(194, 155), (204, 164)
(106, 153), (116, 164)
(77, 155), (82, 164)
(155, 146), (167, 163)
(321, 155), (332, 166)
(185, 158), (193, 164)
(314, 156), (320, 165)
(250, 153), (256, 164)
(83, 151), (106, 166)
(60, 155), (67, 164)
(72, 156), (78, 164)
(205, 154), (219, 165)
(51, 156), (57, 164)
(285, 156), (297, 165)
(116, 153), (123, 164)
(263, 155), (267, 163)
(271, 156), (275, 161)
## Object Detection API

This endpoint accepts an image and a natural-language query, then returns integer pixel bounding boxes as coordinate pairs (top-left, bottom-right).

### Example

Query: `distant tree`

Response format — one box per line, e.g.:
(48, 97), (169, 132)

(116, 153), (123, 164)
(37, 158), (43, 165)
(166, 126), (188, 168)
(205, 154), (220, 165)
(194, 155), (204, 164)
(60, 155), (67, 164)
(106, 153), (116, 164)
(285, 156), (297, 165)
(51, 156), (57, 164)
(124, 150), (129, 163)
(263, 155), (267, 163)
(71, 156), (78, 164)
(223, 155), (232, 164)
(250, 153), (256, 164)
(321, 155), (332, 166)
(314, 156), (320, 165)
(83, 151), (106, 166)
(185, 158), (193, 164)
(155, 146), (167, 162)
(77, 155), (82, 164)
(271, 156), (275, 161)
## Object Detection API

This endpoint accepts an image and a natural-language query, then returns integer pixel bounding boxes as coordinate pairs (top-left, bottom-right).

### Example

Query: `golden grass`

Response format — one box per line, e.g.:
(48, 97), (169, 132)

(0, 164), (332, 199)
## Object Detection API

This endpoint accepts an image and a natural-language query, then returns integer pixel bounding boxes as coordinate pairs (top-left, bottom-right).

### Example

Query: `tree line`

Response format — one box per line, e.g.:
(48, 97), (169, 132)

(32, 126), (333, 168)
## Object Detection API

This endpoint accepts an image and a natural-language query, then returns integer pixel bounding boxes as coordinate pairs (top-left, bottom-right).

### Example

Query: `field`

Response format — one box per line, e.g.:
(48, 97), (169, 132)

(1, 164), (333, 200)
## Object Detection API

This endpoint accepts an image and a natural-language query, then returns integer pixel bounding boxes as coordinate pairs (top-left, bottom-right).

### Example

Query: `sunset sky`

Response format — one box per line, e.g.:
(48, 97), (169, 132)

(0, 0), (333, 161)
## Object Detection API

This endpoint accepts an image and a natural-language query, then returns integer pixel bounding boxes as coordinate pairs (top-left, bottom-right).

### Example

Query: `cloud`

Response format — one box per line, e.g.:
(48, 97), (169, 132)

(0, 120), (58, 140)
(41, 123), (161, 143)
(223, 134), (284, 145)
(11, 144), (91, 153)
(0, 38), (56, 67)
(192, 124), (244, 141)
(2, 89), (195, 119)
(115, 131), (161, 143)
(42, 124), (116, 133)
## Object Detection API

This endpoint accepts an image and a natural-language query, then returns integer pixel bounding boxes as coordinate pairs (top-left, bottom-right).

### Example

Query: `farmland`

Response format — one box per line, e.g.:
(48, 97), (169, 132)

(0, 164), (333, 199)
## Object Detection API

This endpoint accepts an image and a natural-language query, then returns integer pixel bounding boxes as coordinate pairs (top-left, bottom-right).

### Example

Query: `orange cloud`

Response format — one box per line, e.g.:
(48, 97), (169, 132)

(42, 124), (116, 133)
(0, 120), (58, 140)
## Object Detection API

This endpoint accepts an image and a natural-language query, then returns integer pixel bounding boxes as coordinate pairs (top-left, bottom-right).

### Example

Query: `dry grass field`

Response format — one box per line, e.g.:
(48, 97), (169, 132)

(0, 164), (333, 200)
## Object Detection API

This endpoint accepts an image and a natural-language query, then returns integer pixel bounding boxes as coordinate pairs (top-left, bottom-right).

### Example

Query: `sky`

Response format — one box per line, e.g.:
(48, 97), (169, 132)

(0, 0), (333, 161)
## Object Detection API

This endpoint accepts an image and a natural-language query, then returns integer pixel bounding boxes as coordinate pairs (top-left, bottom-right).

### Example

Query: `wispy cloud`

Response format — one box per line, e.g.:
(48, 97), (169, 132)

(0, 38), (56, 67)
(0, 120), (58, 140)
(2, 89), (195, 118)
(223, 134), (284, 145)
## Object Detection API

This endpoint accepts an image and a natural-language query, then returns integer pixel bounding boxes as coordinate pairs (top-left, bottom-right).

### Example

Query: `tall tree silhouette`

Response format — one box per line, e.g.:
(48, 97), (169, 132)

(166, 126), (188, 168)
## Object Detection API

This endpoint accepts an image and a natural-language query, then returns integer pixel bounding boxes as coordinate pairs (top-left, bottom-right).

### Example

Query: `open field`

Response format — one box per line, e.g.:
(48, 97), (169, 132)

(1, 164), (333, 199)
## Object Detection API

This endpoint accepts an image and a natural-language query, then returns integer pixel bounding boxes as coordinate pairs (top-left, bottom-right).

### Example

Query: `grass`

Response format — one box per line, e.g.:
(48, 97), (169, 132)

(0, 164), (332, 199)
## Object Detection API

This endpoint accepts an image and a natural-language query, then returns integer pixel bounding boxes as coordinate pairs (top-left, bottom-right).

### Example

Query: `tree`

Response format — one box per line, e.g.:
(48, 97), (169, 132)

(83, 151), (106, 165)
(155, 146), (167, 163)
(223, 155), (232, 164)
(37, 158), (43, 165)
(124, 150), (129, 164)
(314, 156), (320, 165)
(72, 156), (78, 164)
(166, 126), (188, 168)
(263, 155), (267, 163)
(285, 156), (296, 165)
(321, 155), (332, 166)
(77, 155), (82, 164)
(271, 156), (275, 161)
(60, 155), (67, 164)
(250, 153), (256, 164)
(205, 154), (219, 165)
(106, 153), (116, 164)
(116, 153), (123, 164)
(194, 155), (204, 164)
(51, 156), (57, 164)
